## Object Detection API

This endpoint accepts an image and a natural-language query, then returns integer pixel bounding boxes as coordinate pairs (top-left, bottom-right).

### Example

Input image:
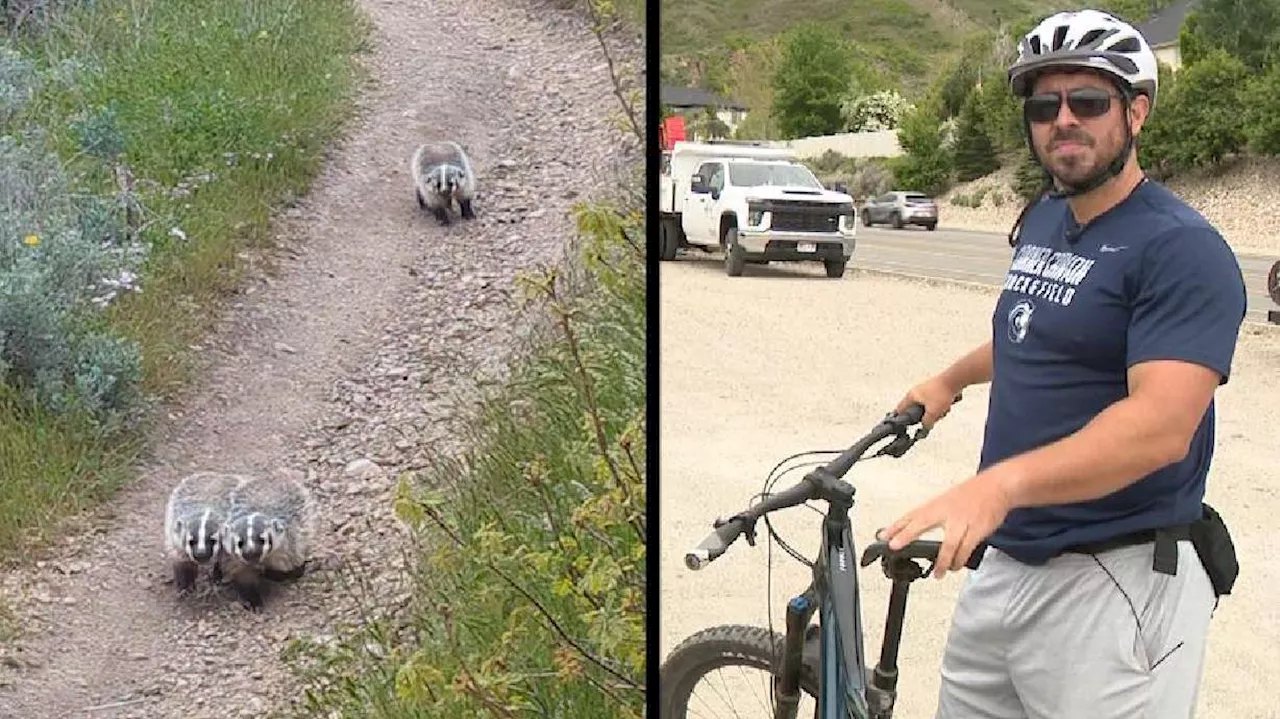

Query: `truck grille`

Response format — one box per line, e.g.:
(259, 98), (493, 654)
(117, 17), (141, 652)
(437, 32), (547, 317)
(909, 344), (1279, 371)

(772, 210), (841, 232)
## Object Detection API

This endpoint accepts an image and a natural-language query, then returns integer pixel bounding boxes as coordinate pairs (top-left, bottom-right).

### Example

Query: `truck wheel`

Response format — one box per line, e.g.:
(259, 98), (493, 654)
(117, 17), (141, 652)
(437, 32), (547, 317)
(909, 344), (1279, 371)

(862, 212), (871, 226)
(723, 228), (746, 277)
(659, 218), (679, 261)
(891, 213), (903, 229)
(824, 259), (846, 279)
(925, 222), (937, 231)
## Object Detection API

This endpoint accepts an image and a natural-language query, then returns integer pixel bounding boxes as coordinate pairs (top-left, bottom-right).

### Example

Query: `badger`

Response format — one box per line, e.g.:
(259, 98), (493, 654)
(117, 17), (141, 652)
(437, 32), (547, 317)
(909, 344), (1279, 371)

(163, 472), (253, 594)
(218, 475), (317, 611)
(410, 140), (477, 226)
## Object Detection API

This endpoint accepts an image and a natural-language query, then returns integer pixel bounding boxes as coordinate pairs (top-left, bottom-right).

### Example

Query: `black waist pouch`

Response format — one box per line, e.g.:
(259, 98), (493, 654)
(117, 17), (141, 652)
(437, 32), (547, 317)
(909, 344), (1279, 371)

(1189, 502), (1239, 598)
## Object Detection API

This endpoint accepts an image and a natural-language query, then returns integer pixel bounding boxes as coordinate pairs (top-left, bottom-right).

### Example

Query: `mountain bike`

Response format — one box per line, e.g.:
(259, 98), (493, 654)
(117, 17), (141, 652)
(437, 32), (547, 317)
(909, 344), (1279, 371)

(659, 402), (969, 719)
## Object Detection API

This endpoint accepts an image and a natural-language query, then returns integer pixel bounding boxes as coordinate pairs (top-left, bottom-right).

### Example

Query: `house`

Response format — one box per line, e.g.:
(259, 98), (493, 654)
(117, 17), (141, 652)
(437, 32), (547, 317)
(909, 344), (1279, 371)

(660, 85), (750, 138)
(1135, 0), (1199, 71)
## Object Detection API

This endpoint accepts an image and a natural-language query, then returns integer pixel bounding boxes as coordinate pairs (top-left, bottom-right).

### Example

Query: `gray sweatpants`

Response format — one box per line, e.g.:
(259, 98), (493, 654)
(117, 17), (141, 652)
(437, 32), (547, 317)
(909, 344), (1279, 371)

(934, 539), (1216, 719)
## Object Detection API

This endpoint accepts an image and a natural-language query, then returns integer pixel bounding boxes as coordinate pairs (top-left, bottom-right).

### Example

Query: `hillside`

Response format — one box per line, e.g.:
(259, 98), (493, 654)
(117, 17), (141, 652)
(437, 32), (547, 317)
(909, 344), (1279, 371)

(661, 0), (1170, 124)
(938, 155), (1280, 256)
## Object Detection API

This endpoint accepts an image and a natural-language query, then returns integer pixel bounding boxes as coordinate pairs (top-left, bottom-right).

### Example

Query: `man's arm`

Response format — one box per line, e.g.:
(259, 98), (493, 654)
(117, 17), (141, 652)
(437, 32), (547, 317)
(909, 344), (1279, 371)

(938, 340), (994, 392)
(988, 226), (1246, 509)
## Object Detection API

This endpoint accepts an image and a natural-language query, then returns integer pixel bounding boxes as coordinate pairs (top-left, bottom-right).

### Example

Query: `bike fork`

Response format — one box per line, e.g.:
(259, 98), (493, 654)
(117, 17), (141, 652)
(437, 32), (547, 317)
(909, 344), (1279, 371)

(775, 586), (818, 719)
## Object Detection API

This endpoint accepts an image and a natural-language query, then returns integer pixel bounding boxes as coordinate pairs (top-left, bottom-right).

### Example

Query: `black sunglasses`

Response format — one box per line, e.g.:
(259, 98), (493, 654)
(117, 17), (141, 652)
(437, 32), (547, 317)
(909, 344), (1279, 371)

(1024, 87), (1122, 124)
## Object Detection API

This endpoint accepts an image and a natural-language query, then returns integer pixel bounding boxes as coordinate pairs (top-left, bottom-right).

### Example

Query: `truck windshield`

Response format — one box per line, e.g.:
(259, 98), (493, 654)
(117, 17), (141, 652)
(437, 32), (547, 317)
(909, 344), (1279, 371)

(728, 163), (821, 188)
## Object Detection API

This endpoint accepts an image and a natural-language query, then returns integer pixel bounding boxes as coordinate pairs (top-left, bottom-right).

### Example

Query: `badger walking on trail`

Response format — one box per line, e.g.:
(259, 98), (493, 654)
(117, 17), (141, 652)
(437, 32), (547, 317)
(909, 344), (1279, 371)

(163, 472), (253, 594)
(410, 140), (477, 226)
(218, 475), (317, 611)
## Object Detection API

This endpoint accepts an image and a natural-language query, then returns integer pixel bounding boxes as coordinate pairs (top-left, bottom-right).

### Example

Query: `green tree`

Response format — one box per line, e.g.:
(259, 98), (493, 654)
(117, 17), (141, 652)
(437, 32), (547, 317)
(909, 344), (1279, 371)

(771, 22), (855, 139)
(1013, 149), (1051, 202)
(953, 91), (1001, 181)
(1244, 63), (1280, 155)
(975, 76), (1023, 154)
(725, 35), (784, 140)
(890, 96), (953, 196)
(935, 31), (995, 119)
(1151, 48), (1249, 171)
(1179, 0), (1280, 72)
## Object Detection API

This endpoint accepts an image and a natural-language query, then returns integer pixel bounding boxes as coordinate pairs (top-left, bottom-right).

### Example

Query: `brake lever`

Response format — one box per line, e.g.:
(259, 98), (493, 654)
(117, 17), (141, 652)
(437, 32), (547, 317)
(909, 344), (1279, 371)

(873, 393), (960, 458)
(714, 513), (760, 547)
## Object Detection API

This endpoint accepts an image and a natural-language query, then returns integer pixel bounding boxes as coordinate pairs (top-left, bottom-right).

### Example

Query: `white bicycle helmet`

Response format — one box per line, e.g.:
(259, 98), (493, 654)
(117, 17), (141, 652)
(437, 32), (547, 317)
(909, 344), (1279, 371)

(1008, 9), (1159, 109)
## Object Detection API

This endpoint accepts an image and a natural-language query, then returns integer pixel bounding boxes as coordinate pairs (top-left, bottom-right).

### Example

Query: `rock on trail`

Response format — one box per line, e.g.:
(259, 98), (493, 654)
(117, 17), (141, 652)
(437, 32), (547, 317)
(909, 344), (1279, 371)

(0, 0), (641, 716)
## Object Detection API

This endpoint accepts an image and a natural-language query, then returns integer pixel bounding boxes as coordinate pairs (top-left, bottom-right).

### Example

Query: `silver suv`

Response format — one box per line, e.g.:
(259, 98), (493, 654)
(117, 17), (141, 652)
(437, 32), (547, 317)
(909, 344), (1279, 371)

(861, 191), (938, 231)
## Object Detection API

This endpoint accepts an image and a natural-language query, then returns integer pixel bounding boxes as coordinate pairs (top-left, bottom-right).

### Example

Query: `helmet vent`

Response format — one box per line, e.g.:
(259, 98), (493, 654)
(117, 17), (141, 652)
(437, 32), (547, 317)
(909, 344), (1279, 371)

(1111, 36), (1140, 52)
(1029, 35), (1042, 54)
(1079, 28), (1107, 47)
(1052, 25), (1069, 51)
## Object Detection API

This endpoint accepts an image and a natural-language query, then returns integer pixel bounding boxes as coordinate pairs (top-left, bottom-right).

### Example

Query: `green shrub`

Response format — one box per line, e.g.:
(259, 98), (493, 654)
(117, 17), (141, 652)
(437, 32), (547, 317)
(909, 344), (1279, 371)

(0, 132), (146, 433)
(283, 197), (647, 719)
(849, 159), (895, 199)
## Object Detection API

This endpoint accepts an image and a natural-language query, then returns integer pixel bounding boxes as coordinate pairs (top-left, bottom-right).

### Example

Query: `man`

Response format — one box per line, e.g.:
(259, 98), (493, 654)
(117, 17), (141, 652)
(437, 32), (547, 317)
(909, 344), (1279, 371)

(877, 9), (1247, 719)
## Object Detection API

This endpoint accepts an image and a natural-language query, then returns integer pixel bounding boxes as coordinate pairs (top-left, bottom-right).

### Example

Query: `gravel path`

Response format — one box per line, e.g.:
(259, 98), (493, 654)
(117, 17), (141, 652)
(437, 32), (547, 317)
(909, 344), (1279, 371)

(659, 255), (1280, 719)
(0, 1), (641, 716)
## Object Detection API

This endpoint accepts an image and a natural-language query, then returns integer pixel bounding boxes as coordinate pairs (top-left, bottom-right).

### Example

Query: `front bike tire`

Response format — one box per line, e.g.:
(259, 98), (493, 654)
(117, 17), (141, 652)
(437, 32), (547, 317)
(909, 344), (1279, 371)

(659, 624), (819, 718)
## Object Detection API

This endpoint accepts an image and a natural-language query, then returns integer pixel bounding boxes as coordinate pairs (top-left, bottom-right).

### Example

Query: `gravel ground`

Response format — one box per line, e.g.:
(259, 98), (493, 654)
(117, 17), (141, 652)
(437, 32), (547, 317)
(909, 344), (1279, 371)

(0, 1), (641, 716)
(659, 255), (1280, 719)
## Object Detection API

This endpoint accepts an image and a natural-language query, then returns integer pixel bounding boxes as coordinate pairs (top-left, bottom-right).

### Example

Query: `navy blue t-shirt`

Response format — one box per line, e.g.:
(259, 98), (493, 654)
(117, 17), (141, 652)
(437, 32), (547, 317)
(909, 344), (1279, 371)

(980, 179), (1247, 565)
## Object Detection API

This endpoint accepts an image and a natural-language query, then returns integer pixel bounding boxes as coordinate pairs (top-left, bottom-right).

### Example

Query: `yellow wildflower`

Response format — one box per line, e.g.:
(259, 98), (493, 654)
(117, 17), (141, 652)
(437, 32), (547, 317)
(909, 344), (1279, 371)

(23, 234), (39, 247)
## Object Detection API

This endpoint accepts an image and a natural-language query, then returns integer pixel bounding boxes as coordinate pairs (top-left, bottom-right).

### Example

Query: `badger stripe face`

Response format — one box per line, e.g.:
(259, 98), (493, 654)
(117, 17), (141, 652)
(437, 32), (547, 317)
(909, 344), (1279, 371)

(230, 513), (276, 563)
(425, 164), (464, 198)
(182, 509), (222, 563)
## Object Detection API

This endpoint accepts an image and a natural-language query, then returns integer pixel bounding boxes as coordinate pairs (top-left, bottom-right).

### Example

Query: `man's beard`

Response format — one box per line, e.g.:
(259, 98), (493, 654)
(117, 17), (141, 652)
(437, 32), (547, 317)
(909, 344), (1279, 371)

(1039, 127), (1112, 186)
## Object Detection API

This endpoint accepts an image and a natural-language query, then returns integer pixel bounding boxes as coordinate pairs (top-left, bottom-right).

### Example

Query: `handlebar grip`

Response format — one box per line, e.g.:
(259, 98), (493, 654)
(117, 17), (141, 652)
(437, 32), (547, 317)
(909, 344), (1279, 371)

(897, 403), (925, 425)
(894, 393), (963, 426)
(685, 518), (746, 571)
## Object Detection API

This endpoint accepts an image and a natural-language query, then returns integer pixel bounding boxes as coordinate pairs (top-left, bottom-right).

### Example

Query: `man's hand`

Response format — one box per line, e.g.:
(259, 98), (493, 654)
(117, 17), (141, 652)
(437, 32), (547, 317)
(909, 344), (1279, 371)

(896, 376), (963, 429)
(878, 469), (1015, 579)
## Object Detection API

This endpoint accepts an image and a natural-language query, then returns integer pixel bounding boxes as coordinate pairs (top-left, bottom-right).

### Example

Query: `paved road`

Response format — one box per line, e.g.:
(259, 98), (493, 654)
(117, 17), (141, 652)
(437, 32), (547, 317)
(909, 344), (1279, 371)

(854, 225), (1279, 325)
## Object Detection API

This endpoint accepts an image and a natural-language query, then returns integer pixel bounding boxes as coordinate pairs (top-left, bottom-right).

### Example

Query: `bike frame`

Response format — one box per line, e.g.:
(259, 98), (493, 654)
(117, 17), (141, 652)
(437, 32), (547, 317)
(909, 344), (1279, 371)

(684, 405), (950, 719)
(774, 485), (939, 719)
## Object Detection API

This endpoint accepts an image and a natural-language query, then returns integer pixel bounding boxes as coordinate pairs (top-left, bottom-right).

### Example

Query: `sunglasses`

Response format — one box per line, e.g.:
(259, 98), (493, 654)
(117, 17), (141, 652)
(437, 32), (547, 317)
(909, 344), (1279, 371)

(1024, 87), (1121, 124)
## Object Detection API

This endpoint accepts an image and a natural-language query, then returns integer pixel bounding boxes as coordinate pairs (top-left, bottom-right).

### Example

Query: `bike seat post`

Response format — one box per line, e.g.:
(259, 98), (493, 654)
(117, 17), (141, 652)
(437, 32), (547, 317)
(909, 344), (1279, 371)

(873, 557), (925, 694)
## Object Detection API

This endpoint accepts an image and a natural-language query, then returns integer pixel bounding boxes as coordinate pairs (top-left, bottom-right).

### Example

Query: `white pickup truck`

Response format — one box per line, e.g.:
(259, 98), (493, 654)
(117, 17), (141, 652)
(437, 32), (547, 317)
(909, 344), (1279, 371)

(658, 140), (858, 278)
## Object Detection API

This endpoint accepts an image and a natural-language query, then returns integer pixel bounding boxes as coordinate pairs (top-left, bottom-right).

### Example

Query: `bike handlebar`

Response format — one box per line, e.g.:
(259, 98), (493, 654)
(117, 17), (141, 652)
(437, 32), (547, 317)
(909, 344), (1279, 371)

(685, 399), (950, 571)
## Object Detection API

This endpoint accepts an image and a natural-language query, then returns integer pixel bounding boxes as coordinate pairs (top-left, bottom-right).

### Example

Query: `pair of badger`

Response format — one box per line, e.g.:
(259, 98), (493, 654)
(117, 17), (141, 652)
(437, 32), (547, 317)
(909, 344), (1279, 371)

(163, 471), (315, 611)
(409, 140), (478, 226)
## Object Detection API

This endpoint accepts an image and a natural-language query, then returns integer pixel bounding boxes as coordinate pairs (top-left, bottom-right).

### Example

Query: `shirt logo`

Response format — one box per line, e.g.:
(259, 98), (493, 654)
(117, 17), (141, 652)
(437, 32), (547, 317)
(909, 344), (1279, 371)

(1008, 299), (1035, 344)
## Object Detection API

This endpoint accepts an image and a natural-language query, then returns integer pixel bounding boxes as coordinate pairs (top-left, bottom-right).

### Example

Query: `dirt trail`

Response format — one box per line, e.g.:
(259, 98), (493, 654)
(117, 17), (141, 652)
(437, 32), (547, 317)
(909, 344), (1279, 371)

(0, 1), (639, 716)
